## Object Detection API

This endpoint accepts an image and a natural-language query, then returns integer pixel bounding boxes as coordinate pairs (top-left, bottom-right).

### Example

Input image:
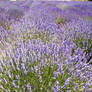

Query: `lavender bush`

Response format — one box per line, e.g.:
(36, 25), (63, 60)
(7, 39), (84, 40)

(0, 1), (92, 92)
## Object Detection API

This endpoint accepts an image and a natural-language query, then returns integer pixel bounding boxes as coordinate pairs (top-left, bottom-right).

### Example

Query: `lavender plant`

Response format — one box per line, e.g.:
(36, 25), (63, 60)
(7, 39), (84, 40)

(73, 32), (92, 64)
(0, 1), (92, 92)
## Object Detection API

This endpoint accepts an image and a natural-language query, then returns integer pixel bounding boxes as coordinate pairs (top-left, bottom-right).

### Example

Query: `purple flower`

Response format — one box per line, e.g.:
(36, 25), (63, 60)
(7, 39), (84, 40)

(27, 83), (32, 92)
(54, 71), (58, 78)
(54, 81), (60, 92)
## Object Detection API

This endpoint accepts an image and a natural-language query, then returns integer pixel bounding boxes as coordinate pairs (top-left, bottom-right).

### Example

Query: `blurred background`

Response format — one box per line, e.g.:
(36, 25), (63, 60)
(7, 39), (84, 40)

(0, 0), (91, 1)
(9, 0), (92, 1)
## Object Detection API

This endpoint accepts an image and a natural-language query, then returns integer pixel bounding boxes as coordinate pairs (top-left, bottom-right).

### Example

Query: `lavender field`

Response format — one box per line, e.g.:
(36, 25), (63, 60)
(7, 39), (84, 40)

(0, 1), (92, 92)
